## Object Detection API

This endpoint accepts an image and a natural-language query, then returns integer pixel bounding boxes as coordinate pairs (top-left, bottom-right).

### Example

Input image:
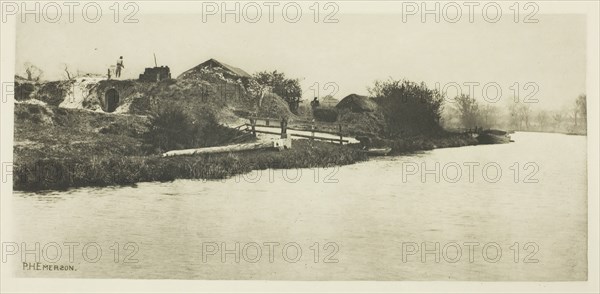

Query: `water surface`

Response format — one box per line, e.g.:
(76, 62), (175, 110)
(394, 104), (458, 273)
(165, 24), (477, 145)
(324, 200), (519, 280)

(10, 132), (587, 280)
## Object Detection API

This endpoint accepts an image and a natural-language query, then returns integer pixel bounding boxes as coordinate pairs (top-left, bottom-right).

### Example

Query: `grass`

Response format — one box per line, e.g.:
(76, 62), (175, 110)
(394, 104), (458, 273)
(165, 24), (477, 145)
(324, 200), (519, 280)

(13, 140), (368, 192)
(13, 99), (478, 192)
(385, 133), (479, 155)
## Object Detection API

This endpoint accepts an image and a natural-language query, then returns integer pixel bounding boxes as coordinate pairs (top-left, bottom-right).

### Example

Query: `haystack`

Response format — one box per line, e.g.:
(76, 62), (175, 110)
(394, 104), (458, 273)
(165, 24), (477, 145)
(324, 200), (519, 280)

(336, 94), (378, 112)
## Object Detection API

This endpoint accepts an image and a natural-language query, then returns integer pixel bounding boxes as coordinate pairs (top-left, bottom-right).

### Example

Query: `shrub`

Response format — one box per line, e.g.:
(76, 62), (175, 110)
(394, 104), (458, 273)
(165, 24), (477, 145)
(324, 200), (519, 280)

(15, 82), (36, 101)
(369, 78), (444, 137)
(144, 107), (198, 152)
(144, 106), (247, 153)
(313, 107), (338, 122)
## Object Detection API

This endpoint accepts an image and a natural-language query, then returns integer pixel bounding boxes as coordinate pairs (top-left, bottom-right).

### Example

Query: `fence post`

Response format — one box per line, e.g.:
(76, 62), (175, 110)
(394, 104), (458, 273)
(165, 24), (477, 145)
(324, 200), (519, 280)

(251, 118), (256, 137)
(266, 119), (270, 127)
(280, 118), (288, 139)
(311, 121), (315, 141)
(338, 124), (343, 145)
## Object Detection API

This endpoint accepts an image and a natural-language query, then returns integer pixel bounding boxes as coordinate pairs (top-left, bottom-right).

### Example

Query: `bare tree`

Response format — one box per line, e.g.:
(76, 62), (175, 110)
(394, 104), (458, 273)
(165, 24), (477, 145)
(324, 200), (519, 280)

(24, 62), (43, 82)
(576, 94), (586, 130)
(507, 102), (521, 130)
(63, 64), (74, 80)
(518, 104), (532, 130)
(536, 110), (548, 131)
(479, 104), (499, 129)
(552, 112), (563, 132)
(454, 94), (479, 129)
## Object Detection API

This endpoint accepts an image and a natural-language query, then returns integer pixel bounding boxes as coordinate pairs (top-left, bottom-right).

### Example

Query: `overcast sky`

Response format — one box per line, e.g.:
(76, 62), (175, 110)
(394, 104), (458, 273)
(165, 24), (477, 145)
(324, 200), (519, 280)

(16, 11), (585, 110)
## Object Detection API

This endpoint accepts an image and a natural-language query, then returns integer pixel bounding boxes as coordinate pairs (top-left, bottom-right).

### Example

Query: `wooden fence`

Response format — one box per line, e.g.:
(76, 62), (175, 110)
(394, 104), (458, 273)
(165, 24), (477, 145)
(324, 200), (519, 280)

(245, 117), (349, 144)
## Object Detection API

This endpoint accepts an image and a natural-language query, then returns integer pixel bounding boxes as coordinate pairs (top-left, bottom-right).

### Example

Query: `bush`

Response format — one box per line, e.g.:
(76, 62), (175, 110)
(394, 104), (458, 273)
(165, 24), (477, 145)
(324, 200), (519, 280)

(369, 78), (444, 137)
(313, 107), (338, 122)
(144, 106), (246, 153)
(15, 82), (36, 101)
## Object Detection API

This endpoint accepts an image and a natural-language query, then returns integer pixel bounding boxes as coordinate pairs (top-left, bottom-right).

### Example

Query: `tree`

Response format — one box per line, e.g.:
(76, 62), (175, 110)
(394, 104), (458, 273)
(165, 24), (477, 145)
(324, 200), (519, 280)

(454, 94), (479, 129)
(536, 110), (549, 131)
(24, 62), (43, 82)
(507, 103), (521, 130)
(479, 104), (499, 129)
(507, 102), (532, 131)
(576, 94), (586, 130)
(249, 71), (302, 114)
(369, 78), (444, 137)
(518, 103), (532, 130)
(552, 112), (563, 132)
(63, 64), (74, 80)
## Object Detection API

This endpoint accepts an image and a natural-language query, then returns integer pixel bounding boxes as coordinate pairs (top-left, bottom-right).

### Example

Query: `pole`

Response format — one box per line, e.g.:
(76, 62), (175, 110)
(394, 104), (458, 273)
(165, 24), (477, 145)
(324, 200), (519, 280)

(153, 53), (158, 67)
(280, 118), (288, 139)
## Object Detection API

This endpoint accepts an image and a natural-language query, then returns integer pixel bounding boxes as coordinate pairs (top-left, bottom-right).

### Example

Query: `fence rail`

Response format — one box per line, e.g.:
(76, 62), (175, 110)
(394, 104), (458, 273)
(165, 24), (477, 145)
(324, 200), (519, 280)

(246, 117), (349, 145)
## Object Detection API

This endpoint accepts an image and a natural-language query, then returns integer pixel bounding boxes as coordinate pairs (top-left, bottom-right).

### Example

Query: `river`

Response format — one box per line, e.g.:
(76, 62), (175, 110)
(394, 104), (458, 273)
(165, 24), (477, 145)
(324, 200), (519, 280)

(8, 132), (587, 280)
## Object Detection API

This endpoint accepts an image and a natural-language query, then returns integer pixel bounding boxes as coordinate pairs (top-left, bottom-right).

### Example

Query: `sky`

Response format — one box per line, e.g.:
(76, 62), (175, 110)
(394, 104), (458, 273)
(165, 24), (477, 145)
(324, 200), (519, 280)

(15, 8), (586, 110)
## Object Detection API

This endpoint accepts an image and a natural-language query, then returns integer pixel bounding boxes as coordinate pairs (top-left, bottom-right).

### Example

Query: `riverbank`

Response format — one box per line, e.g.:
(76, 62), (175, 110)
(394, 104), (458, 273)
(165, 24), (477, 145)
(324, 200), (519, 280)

(13, 133), (482, 192)
(13, 103), (483, 192)
(13, 140), (369, 192)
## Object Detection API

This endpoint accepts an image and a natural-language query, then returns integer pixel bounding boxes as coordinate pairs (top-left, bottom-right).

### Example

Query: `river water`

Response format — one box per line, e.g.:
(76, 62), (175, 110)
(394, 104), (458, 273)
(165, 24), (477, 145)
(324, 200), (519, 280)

(8, 132), (587, 280)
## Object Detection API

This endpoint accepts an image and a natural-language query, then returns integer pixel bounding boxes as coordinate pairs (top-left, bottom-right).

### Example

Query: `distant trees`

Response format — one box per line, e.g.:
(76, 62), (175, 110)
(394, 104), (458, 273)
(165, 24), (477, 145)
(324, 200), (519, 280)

(249, 71), (302, 114)
(552, 112), (563, 132)
(479, 104), (499, 129)
(397, 87), (585, 135)
(454, 94), (479, 129)
(369, 78), (444, 137)
(506, 102), (532, 130)
(444, 94), (499, 130)
(536, 110), (549, 131)
(575, 94), (587, 130)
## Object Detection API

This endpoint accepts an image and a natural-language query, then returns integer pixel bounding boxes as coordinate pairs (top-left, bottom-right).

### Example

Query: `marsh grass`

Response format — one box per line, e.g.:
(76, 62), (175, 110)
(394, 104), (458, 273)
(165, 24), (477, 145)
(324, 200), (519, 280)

(14, 140), (368, 191)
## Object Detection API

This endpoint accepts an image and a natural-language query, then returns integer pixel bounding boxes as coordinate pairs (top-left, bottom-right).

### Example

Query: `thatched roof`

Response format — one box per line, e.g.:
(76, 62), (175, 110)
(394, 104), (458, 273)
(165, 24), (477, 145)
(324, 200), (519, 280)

(321, 96), (339, 107)
(178, 58), (251, 79)
(336, 94), (378, 112)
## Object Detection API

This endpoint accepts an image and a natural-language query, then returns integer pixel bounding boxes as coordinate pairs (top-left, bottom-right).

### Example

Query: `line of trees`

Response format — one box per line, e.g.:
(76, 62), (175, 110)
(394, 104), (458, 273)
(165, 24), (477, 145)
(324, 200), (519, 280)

(442, 94), (587, 134)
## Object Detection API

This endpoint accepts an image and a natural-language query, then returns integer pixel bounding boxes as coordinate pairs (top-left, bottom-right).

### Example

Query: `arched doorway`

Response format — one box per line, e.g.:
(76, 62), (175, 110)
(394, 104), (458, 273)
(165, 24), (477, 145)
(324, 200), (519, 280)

(105, 89), (119, 113)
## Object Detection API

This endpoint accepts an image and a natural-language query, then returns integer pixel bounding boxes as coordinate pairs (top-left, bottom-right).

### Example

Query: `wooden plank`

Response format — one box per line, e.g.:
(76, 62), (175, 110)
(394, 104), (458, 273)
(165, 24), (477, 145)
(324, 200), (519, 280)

(286, 126), (345, 136)
(253, 129), (284, 136)
(252, 129), (349, 143)
(163, 142), (274, 157)
(251, 123), (280, 129)
(289, 132), (349, 142)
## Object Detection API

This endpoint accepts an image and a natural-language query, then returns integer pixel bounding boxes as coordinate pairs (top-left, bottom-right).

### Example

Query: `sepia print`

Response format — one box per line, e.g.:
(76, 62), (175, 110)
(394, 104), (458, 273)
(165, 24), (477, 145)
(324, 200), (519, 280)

(0, 1), (598, 293)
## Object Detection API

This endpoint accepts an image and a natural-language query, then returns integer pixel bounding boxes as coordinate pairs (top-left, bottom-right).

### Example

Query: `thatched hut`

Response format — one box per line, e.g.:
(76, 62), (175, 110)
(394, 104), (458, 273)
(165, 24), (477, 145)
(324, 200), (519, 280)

(178, 58), (252, 82)
(336, 94), (378, 112)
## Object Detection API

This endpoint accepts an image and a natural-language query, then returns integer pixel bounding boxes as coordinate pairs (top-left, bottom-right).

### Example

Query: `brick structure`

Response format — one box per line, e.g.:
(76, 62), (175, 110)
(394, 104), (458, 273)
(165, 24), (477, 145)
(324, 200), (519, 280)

(139, 66), (171, 82)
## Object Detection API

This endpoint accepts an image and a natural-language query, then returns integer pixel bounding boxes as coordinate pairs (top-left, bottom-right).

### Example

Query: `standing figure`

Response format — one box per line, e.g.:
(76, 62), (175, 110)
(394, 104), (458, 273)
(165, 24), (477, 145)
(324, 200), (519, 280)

(310, 97), (320, 109)
(115, 56), (124, 78)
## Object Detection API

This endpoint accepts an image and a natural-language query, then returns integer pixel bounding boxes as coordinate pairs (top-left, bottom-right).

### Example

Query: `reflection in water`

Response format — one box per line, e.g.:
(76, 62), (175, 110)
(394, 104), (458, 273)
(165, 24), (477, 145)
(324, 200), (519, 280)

(10, 132), (587, 280)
